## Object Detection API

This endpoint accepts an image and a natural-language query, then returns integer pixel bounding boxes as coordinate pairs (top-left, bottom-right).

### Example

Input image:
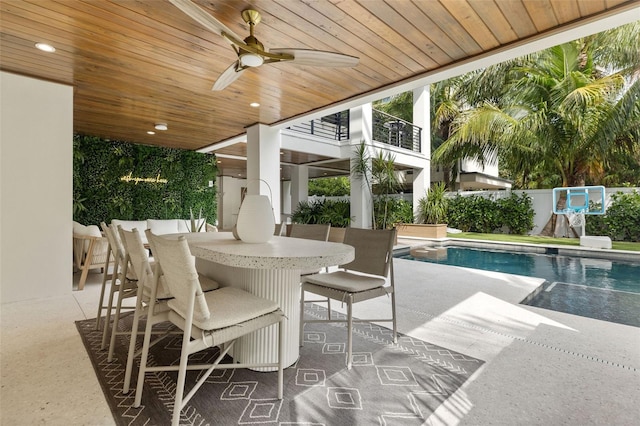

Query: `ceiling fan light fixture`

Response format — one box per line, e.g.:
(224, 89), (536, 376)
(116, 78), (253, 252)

(239, 52), (264, 67)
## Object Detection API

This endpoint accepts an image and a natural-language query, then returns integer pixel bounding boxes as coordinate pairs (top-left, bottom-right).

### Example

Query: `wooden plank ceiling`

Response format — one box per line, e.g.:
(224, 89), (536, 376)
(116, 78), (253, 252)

(1, 0), (635, 178)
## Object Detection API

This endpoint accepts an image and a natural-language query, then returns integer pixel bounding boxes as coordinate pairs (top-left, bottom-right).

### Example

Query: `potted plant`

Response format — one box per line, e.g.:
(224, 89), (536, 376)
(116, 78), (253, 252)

(397, 182), (449, 239)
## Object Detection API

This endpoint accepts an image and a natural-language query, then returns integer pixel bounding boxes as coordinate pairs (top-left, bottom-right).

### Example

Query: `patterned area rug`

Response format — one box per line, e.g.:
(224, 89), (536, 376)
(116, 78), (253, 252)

(76, 304), (483, 425)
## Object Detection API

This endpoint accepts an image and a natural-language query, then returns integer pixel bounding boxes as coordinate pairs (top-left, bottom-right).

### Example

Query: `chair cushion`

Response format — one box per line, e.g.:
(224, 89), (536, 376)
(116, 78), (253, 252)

(73, 221), (87, 235)
(303, 271), (386, 293)
(73, 221), (101, 237)
(85, 224), (102, 238)
(198, 274), (220, 292)
(174, 287), (279, 331)
(73, 222), (104, 254)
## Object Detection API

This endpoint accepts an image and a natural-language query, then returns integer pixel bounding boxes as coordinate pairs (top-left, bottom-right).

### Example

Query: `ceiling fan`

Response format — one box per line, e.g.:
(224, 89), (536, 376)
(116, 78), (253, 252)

(169, 0), (359, 91)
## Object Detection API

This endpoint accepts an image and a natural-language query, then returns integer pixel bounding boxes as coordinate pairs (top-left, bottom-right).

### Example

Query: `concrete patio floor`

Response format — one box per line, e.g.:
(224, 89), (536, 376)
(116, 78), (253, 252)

(1, 237), (638, 425)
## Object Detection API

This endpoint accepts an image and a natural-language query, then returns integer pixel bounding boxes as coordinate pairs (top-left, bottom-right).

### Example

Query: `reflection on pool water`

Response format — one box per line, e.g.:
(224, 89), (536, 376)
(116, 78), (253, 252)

(397, 246), (640, 327)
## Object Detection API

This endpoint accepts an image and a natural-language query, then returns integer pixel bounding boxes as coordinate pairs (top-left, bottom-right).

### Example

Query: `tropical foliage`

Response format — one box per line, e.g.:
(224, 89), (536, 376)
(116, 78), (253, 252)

(73, 134), (217, 226)
(585, 191), (640, 242)
(351, 141), (402, 229)
(291, 197), (412, 230)
(290, 199), (351, 228)
(415, 182), (448, 224)
(432, 22), (640, 189)
(373, 91), (413, 122)
(447, 192), (535, 235)
(308, 176), (350, 196)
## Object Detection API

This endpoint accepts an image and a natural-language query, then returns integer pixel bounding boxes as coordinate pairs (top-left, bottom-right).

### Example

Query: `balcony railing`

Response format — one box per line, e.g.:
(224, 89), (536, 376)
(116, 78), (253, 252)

(287, 109), (421, 153)
(372, 109), (421, 152)
(287, 110), (350, 141)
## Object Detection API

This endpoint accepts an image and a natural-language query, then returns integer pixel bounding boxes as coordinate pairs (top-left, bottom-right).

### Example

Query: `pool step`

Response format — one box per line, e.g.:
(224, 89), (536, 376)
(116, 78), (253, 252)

(525, 281), (640, 328)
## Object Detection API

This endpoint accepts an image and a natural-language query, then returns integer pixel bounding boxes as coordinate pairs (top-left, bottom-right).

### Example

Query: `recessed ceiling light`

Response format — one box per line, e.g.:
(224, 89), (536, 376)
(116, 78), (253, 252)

(35, 42), (55, 53)
(147, 131), (155, 135)
(250, 102), (260, 108)
(154, 123), (168, 131)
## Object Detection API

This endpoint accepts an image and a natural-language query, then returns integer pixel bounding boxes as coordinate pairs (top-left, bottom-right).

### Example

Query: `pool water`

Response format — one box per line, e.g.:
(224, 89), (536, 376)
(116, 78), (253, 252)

(398, 246), (640, 327)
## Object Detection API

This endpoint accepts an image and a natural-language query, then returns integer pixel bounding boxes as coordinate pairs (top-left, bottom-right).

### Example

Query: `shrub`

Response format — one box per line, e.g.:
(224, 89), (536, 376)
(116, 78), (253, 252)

(496, 192), (535, 234)
(308, 177), (350, 196)
(447, 192), (534, 235)
(292, 197), (412, 229)
(415, 182), (448, 224)
(586, 191), (640, 242)
(375, 198), (413, 228)
(291, 199), (351, 227)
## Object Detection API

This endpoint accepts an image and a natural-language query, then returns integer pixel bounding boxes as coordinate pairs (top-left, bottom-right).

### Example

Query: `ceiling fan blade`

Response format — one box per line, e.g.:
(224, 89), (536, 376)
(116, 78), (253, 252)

(212, 62), (245, 91)
(169, 0), (244, 44)
(269, 49), (359, 67)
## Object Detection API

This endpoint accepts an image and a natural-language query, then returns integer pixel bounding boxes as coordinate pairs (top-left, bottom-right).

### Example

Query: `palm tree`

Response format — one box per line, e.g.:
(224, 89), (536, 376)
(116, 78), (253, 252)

(434, 23), (639, 236)
(431, 77), (465, 188)
(351, 141), (401, 229)
(433, 22), (639, 190)
(373, 91), (413, 122)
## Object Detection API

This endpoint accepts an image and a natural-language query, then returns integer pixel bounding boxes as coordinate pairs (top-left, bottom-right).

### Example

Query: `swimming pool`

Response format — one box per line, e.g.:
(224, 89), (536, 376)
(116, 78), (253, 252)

(397, 245), (640, 327)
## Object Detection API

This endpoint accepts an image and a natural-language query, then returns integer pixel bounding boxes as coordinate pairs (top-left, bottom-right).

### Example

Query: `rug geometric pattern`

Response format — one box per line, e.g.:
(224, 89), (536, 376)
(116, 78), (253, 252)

(76, 304), (483, 425)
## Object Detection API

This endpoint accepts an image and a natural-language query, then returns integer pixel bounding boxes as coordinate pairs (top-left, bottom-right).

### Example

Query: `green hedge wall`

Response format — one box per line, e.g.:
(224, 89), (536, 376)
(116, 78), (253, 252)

(73, 134), (217, 226)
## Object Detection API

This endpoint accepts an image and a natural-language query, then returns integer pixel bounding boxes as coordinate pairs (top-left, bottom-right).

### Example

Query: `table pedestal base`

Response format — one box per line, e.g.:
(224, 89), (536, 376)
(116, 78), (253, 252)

(234, 268), (300, 370)
(195, 259), (300, 370)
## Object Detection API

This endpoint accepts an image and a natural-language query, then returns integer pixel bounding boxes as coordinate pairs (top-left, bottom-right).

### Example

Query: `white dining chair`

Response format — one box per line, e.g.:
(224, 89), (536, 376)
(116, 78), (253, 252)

(99, 222), (138, 354)
(135, 230), (285, 426)
(118, 226), (220, 394)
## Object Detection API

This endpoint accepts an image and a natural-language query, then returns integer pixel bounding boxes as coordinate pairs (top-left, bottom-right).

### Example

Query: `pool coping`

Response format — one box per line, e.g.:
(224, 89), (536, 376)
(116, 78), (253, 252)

(395, 236), (640, 262)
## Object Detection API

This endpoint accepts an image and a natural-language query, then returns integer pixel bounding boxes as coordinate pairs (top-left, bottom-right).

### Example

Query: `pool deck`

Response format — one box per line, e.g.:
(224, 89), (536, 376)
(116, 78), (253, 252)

(1, 237), (639, 425)
(360, 237), (639, 424)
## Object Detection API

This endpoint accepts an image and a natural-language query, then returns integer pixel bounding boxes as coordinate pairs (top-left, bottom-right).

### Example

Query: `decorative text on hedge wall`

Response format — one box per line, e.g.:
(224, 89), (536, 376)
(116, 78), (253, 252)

(120, 172), (168, 185)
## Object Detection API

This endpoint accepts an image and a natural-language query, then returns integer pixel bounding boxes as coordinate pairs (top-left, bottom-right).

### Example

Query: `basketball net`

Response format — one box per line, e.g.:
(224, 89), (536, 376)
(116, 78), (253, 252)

(565, 210), (586, 236)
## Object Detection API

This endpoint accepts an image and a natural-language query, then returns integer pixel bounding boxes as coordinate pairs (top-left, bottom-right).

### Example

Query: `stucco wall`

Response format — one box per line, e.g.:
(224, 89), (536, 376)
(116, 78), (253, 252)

(1, 72), (73, 303)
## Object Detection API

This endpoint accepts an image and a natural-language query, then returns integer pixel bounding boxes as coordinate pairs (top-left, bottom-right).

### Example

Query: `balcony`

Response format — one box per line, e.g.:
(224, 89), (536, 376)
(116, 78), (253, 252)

(287, 109), (422, 153)
(372, 109), (421, 152)
(287, 110), (350, 141)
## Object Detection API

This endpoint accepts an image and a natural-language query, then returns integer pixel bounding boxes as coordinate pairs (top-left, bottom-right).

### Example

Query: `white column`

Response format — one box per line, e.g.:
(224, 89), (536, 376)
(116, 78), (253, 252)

(290, 165), (309, 215)
(216, 177), (224, 228)
(1, 72), (73, 302)
(281, 180), (292, 217)
(412, 86), (431, 213)
(349, 104), (373, 229)
(245, 123), (281, 221)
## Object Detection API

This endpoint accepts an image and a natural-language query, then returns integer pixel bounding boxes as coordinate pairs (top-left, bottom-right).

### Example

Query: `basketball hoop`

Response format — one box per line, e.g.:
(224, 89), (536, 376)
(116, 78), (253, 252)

(552, 186), (606, 239)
